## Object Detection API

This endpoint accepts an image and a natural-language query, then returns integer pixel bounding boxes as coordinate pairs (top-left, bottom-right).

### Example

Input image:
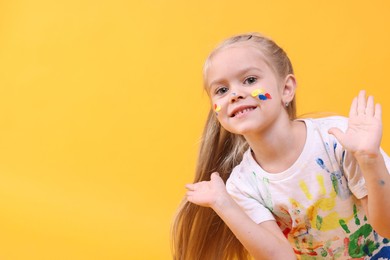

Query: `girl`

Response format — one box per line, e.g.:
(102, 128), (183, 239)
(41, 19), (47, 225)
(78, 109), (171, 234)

(172, 33), (390, 259)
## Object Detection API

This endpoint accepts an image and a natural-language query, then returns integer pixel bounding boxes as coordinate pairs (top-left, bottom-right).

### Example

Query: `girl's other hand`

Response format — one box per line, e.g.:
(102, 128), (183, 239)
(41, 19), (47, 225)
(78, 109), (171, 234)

(185, 172), (228, 209)
(328, 90), (383, 160)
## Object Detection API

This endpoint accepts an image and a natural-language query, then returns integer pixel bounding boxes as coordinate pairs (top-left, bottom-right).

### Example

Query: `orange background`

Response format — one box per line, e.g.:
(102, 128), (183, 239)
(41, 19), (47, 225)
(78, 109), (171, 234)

(0, 0), (389, 259)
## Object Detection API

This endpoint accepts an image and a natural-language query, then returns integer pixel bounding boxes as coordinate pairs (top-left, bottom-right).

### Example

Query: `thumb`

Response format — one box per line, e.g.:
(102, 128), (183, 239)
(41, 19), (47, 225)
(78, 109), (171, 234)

(328, 127), (345, 143)
(210, 172), (227, 188)
(210, 172), (220, 180)
(210, 172), (224, 183)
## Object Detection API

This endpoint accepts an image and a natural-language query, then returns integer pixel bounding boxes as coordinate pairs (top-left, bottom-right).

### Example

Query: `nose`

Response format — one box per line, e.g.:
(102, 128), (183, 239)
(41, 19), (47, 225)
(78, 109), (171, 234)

(229, 91), (244, 103)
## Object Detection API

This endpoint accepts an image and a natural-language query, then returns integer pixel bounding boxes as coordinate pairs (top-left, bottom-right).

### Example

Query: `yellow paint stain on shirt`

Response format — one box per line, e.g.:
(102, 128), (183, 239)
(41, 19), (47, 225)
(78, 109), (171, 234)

(289, 198), (305, 209)
(299, 180), (312, 200)
(319, 212), (342, 231)
(317, 174), (326, 196)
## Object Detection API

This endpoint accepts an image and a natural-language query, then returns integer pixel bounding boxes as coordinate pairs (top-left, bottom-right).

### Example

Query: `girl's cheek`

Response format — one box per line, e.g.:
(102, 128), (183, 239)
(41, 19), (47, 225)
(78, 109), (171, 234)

(251, 88), (272, 101)
(214, 103), (222, 116)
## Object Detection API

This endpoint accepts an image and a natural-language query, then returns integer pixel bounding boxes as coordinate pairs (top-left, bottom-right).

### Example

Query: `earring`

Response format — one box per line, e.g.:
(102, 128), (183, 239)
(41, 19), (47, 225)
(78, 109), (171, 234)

(285, 102), (289, 107)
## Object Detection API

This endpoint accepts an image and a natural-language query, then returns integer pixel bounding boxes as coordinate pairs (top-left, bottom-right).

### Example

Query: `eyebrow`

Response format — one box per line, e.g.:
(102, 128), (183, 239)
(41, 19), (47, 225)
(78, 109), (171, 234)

(208, 67), (263, 88)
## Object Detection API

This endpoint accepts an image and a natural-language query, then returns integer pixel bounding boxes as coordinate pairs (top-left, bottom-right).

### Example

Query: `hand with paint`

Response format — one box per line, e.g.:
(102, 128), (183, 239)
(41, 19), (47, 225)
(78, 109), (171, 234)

(330, 90), (390, 238)
(185, 172), (228, 208)
(328, 90), (382, 160)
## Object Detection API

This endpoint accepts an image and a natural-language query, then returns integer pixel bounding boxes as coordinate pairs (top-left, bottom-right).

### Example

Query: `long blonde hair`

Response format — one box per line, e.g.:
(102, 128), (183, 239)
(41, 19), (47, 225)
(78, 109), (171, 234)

(172, 33), (296, 260)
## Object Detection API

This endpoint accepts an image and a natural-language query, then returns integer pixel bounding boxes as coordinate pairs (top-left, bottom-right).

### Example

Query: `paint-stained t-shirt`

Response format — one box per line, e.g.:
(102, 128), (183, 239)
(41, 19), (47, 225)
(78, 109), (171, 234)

(226, 116), (390, 259)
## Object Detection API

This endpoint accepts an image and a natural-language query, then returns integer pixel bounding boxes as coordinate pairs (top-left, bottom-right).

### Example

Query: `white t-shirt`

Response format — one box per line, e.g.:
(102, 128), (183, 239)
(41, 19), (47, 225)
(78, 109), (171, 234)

(226, 116), (390, 259)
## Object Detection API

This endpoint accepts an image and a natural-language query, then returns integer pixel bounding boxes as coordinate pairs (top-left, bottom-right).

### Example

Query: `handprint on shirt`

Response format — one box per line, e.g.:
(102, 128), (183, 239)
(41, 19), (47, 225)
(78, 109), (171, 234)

(316, 157), (351, 200)
(339, 208), (390, 259)
(287, 173), (359, 258)
(295, 174), (348, 232)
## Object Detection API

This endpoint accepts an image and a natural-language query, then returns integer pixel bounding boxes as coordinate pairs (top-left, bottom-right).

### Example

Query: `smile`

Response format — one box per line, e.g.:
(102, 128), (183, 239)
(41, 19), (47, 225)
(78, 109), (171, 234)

(231, 106), (257, 117)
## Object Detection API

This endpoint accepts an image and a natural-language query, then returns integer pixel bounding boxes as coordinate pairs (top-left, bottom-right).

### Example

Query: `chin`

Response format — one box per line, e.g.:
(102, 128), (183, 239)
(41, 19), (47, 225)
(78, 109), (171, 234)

(227, 126), (258, 136)
(221, 120), (262, 136)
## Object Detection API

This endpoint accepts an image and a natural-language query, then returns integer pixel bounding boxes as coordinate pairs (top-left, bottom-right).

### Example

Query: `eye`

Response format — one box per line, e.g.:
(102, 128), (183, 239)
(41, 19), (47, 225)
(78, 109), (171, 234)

(244, 76), (257, 85)
(215, 86), (229, 95)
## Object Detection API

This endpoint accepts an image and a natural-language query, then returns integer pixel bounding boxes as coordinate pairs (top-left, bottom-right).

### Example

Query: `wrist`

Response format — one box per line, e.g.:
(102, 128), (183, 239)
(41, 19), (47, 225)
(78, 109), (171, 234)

(212, 192), (235, 213)
(354, 151), (383, 166)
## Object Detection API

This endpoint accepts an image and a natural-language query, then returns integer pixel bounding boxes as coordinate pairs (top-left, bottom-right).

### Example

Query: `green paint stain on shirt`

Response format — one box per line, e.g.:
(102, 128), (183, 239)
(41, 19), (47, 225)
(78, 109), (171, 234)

(339, 219), (350, 233)
(348, 223), (378, 258)
(316, 215), (323, 230)
(320, 248), (328, 257)
(353, 204), (360, 225)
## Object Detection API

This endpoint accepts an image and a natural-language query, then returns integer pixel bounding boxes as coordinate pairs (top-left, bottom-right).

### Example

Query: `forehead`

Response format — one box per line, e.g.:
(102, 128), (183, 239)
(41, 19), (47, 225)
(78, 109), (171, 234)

(205, 42), (272, 85)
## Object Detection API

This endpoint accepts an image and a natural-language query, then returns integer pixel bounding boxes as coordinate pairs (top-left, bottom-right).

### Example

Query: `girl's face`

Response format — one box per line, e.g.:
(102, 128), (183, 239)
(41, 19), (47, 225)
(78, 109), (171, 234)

(205, 42), (290, 136)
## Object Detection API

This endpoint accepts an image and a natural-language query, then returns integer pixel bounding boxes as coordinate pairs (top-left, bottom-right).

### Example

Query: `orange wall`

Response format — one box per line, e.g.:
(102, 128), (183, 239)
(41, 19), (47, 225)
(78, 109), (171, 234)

(0, 0), (389, 259)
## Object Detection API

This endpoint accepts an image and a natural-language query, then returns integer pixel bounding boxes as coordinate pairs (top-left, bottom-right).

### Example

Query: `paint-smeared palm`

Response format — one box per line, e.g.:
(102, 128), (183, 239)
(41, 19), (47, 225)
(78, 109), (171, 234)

(185, 172), (227, 208)
(329, 90), (382, 159)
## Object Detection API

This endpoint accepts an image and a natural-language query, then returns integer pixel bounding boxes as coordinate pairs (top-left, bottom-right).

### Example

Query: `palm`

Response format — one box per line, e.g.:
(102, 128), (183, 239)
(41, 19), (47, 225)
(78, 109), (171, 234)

(185, 173), (227, 208)
(329, 91), (382, 157)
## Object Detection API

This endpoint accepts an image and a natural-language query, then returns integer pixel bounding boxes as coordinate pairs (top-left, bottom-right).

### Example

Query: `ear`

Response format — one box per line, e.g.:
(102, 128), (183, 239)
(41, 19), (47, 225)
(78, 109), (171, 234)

(281, 74), (297, 104)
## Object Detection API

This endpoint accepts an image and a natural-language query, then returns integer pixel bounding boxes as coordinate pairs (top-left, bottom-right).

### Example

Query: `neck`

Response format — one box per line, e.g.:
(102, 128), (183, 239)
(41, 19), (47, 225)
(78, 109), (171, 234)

(244, 119), (306, 173)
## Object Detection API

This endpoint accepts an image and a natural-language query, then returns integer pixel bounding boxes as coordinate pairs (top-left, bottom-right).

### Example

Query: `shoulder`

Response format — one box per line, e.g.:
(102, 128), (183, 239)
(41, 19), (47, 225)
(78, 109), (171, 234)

(300, 116), (348, 159)
(302, 116), (348, 132)
(226, 149), (257, 190)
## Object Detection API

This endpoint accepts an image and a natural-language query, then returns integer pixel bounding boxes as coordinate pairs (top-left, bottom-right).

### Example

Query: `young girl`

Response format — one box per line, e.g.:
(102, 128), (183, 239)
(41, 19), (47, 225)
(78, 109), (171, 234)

(172, 33), (390, 259)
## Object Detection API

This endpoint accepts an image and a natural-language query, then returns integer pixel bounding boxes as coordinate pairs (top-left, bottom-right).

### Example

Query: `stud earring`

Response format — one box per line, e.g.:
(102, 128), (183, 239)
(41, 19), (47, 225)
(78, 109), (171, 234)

(285, 102), (289, 107)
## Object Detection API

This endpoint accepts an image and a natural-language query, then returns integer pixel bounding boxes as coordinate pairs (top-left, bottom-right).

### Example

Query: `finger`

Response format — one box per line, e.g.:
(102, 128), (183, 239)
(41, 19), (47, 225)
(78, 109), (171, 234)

(185, 183), (196, 191)
(374, 103), (382, 120)
(349, 97), (358, 117)
(328, 127), (345, 145)
(357, 90), (366, 115)
(186, 193), (195, 203)
(365, 95), (375, 117)
(210, 172), (220, 180)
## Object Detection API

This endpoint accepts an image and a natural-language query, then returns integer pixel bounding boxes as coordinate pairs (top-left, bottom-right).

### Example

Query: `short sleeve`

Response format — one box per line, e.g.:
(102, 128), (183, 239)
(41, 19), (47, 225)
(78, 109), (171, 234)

(316, 116), (365, 199)
(226, 169), (275, 224)
(343, 151), (367, 199)
(327, 117), (390, 199)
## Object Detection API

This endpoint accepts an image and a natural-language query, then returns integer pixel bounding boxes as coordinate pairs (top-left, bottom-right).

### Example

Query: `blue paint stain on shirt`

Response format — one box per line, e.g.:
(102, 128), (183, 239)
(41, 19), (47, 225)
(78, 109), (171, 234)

(316, 158), (330, 173)
(370, 246), (390, 259)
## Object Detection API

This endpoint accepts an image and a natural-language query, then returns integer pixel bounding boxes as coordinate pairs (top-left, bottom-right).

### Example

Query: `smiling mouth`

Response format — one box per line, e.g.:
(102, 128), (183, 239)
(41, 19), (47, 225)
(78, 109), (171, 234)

(231, 106), (257, 117)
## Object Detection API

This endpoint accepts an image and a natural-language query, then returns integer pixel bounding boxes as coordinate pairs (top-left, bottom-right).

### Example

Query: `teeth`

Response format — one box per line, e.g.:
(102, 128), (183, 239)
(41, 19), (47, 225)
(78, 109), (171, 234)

(234, 107), (254, 117)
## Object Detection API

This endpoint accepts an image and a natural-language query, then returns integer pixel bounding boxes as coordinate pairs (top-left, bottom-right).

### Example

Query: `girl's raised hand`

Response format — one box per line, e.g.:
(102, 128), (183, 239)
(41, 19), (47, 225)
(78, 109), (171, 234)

(185, 172), (228, 208)
(328, 90), (383, 159)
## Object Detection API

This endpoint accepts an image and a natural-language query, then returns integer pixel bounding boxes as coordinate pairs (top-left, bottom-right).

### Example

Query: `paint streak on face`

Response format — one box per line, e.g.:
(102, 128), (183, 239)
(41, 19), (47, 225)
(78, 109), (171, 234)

(251, 88), (272, 101)
(214, 104), (221, 112)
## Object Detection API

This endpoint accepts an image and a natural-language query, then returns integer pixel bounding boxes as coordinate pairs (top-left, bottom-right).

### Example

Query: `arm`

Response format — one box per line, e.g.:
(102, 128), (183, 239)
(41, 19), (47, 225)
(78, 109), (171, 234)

(329, 90), (390, 238)
(186, 172), (295, 260)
